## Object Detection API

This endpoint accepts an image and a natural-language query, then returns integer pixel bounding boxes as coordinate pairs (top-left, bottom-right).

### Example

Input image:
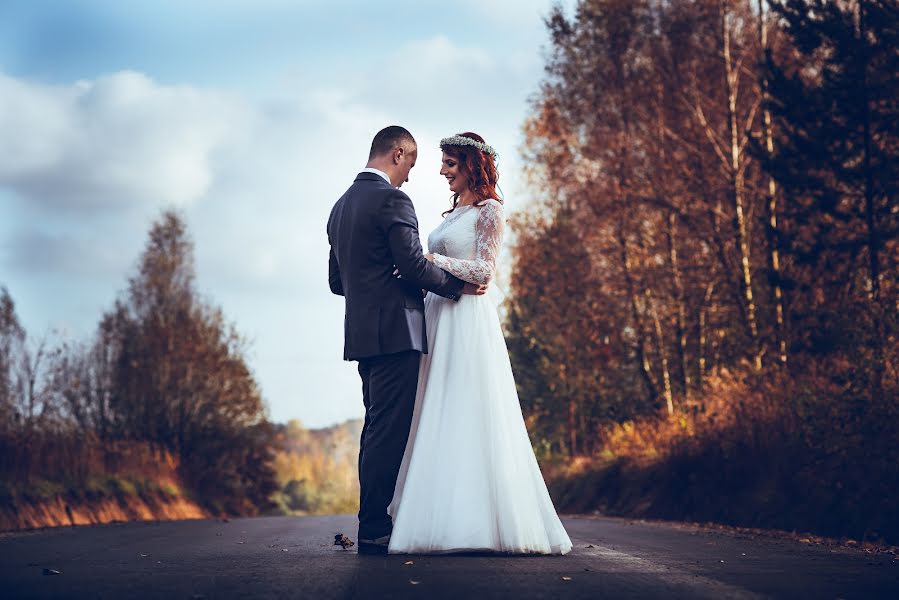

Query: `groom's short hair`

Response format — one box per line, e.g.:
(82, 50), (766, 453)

(369, 126), (416, 159)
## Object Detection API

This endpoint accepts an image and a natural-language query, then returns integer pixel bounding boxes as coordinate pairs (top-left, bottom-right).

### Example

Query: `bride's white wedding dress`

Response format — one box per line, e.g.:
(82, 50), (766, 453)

(387, 198), (572, 555)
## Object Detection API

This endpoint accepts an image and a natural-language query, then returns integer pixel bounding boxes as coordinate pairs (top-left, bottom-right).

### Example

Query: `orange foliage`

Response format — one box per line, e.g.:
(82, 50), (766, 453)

(544, 360), (899, 544)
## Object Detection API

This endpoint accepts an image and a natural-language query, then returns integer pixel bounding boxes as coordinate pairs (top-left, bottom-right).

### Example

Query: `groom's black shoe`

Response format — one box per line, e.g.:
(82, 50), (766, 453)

(357, 534), (390, 555)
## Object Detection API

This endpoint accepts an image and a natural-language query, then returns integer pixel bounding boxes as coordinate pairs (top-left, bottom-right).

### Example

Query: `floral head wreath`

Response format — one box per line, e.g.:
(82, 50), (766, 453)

(439, 135), (499, 159)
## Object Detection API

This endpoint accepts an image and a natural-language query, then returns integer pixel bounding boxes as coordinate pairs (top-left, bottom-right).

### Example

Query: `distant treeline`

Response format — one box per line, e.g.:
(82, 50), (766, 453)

(0, 211), (276, 515)
(270, 419), (362, 515)
(507, 0), (898, 543)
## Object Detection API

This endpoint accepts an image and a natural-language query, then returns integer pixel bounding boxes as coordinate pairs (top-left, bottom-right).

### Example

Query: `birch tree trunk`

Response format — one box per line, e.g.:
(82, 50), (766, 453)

(698, 280), (717, 394)
(646, 286), (675, 415)
(568, 397), (577, 457)
(721, 0), (762, 370)
(667, 212), (692, 399)
(757, 0), (787, 365)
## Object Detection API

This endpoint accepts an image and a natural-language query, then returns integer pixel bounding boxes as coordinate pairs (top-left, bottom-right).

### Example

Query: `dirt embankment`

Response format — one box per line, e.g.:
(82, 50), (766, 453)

(1, 439), (220, 532)
(1, 491), (212, 532)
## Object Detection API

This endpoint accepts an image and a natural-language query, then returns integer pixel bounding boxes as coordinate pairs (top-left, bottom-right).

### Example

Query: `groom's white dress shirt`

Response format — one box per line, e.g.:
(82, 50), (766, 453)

(361, 167), (392, 186)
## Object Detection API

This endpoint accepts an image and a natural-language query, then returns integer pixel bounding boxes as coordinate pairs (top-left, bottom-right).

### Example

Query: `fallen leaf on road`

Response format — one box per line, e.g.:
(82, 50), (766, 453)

(585, 544), (595, 548)
(561, 576), (572, 581)
(282, 548), (289, 552)
(404, 561), (414, 565)
(334, 534), (355, 550)
(42, 568), (61, 576)
(237, 541), (245, 544)
(140, 553), (149, 557)
(409, 580), (420, 585)
(221, 518), (230, 523)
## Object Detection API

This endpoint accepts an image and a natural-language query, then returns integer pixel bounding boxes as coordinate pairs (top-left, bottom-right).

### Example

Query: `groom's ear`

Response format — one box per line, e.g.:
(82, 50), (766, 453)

(393, 147), (405, 164)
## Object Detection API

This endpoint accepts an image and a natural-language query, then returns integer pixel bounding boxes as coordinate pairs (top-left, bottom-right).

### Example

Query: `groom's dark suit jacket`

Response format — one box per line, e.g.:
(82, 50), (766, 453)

(327, 172), (466, 361)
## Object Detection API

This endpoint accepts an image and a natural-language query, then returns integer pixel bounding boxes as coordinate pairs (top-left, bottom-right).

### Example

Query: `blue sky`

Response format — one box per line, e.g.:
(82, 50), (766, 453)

(0, 0), (568, 427)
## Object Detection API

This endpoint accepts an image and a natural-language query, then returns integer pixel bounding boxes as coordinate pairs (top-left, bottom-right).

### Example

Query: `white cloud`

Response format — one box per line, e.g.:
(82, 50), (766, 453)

(0, 71), (248, 212)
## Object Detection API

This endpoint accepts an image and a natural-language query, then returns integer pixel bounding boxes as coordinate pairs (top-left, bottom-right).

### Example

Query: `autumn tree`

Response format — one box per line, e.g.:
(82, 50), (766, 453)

(0, 287), (24, 431)
(505, 208), (642, 456)
(95, 210), (277, 511)
(1, 212), (278, 512)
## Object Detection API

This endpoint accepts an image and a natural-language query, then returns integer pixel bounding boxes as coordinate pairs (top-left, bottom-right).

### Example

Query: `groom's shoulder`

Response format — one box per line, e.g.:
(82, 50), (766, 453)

(339, 175), (415, 220)
(355, 181), (413, 209)
(381, 188), (415, 217)
(347, 175), (404, 199)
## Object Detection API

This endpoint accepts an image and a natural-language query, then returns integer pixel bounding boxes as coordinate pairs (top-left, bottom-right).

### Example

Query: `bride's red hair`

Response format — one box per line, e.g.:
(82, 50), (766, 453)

(440, 132), (501, 216)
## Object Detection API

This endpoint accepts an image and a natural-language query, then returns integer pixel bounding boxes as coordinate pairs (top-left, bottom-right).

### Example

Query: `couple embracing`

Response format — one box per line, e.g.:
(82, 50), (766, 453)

(327, 126), (572, 556)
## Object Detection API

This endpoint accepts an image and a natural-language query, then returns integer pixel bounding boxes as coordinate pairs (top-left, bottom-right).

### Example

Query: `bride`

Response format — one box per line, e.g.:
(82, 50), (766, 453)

(387, 132), (572, 555)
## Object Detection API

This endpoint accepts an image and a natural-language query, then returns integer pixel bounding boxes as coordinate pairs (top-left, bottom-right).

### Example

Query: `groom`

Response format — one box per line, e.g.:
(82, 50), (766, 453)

(327, 126), (487, 555)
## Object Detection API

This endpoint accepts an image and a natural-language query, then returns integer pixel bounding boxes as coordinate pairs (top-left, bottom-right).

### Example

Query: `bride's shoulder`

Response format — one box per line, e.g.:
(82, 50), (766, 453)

(477, 198), (504, 212)
(473, 199), (505, 231)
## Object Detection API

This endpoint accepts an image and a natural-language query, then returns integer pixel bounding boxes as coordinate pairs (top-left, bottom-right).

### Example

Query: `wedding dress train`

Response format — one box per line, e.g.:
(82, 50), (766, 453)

(387, 199), (572, 555)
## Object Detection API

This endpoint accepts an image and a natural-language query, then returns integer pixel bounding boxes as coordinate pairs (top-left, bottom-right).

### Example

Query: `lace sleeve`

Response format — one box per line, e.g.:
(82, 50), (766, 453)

(432, 200), (504, 285)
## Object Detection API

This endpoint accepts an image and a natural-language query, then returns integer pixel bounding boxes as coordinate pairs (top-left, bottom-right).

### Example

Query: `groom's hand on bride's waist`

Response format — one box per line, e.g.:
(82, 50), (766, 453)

(392, 264), (486, 295)
(462, 282), (488, 295)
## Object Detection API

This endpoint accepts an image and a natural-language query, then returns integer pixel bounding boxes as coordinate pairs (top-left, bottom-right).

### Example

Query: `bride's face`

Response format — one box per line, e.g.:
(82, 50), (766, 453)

(439, 152), (467, 194)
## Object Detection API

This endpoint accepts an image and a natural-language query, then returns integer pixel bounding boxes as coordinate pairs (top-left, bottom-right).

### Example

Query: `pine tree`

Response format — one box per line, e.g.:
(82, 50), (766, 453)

(760, 0), (898, 400)
(762, 0), (898, 300)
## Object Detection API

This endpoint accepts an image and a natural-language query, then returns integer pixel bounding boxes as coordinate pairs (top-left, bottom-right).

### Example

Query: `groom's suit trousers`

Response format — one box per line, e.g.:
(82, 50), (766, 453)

(356, 349), (420, 541)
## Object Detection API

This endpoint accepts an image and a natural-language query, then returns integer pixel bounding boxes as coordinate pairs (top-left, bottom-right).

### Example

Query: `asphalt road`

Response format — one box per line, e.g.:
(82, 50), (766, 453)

(2, 514), (897, 599)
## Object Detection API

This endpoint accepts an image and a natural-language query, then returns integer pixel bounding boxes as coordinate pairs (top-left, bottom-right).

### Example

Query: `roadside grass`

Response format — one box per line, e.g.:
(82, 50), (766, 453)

(544, 365), (899, 546)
